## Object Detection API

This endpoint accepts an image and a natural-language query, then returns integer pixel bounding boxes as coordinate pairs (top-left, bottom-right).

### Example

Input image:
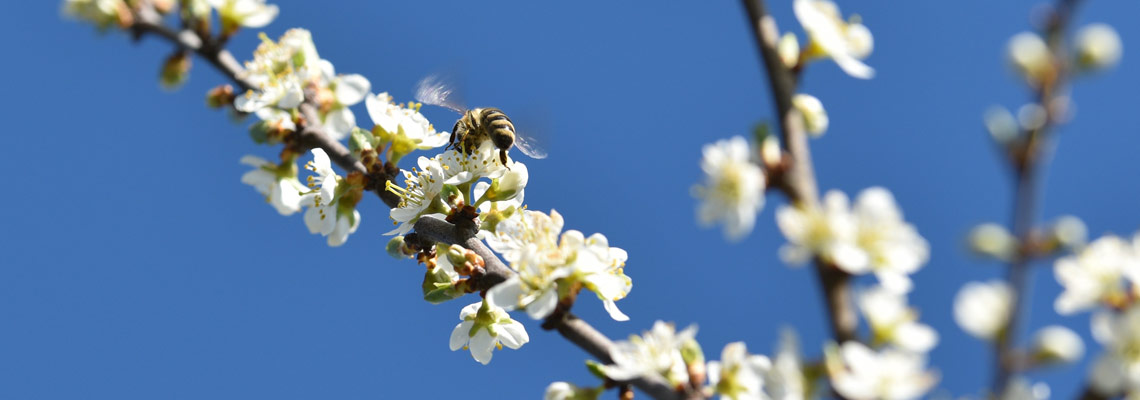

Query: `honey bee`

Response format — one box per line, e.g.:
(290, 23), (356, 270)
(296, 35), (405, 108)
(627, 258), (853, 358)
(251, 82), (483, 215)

(414, 75), (547, 165)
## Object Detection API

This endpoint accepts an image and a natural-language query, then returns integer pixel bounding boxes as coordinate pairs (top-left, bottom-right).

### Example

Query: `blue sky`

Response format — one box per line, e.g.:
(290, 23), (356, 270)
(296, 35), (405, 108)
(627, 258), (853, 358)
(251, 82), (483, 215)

(3, 0), (1139, 398)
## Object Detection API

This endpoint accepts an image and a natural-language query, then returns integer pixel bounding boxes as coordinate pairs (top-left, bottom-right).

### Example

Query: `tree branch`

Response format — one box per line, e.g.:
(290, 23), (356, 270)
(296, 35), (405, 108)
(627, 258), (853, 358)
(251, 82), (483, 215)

(991, 0), (1082, 394)
(413, 216), (688, 399)
(124, 7), (691, 399)
(741, 0), (857, 348)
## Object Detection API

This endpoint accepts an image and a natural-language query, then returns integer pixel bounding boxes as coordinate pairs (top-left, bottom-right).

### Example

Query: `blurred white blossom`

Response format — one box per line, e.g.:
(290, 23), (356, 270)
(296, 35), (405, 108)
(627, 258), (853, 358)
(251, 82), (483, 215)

(777, 187), (928, 292)
(449, 301), (529, 365)
(825, 341), (937, 400)
(794, 0), (874, 79)
(240, 155), (306, 215)
(544, 382), (600, 400)
(763, 329), (806, 400)
(1088, 305), (1140, 396)
(207, 0), (278, 34)
(1054, 234), (1139, 314)
(693, 136), (767, 242)
(857, 286), (938, 353)
(63, 0), (128, 30)
(954, 280), (1012, 340)
(1030, 325), (1084, 364)
(707, 342), (772, 400)
(602, 321), (698, 386)
(1000, 378), (1051, 400)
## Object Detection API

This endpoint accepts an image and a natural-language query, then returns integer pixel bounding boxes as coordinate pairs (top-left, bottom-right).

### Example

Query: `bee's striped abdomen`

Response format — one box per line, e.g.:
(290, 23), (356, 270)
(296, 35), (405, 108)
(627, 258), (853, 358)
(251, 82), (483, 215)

(480, 107), (515, 136)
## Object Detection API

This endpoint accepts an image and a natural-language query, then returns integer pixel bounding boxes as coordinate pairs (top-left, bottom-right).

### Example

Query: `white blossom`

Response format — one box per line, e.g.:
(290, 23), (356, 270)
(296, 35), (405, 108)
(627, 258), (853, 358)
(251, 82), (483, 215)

(825, 341), (937, 400)
(365, 92), (449, 149)
(762, 329), (806, 400)
(706, 342), (772, 400)
(777, 190), (860, 268)
(693, 136), (767, 242)
(1054, 234), (1139, 314)
(239, 155), (306, 215)
(385, 156), (446, 236)
(448, 301), (529, 365)
(314, 60), (370, 140)
(475, 162), (528, 205)
(1088, 305), (1140, 396)
(777, 187), (927, 292)
(602, 321), (698, 386)
(794, 0), (874, 79)
(857, 286), (938, 353)
(849, 188), (929, 293)
(207, 0), (278, 32)
(1075, 23), (1123, 71)
(235, 29), (320, 113)
(953, 280), (1012, 340)
(485, 210), (632, 321)
(1030, 325), (1084, 364)
(298, 149), (359, 247)
(439, 140), (513, 186)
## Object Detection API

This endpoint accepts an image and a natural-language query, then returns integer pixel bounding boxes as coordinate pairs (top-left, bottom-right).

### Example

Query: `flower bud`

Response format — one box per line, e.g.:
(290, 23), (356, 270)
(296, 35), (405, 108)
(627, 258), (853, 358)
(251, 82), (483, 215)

(1031, 325), (1084, 364)
(386, 236), (412, 259)
(969, 223), (1016, 261)
(1007, 32), (1052, 83)
(206, 85), (236, 109)
(761, 134), (782, 167)
(445, 244), (468, 271)
(792, 94), (828, 137)
(984, 106), (1019, 145)
(778, 33), (800, 68)
(1074, 23), (1122, 72)
(1049, 215), (1087, 250)
(160, 51), (192, 91)
(1018, 103), (1048, 132)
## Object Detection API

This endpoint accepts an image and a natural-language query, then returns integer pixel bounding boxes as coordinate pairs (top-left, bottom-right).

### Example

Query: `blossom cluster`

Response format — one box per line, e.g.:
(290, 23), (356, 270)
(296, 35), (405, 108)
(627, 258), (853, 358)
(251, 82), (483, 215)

(1052, 233), (1140, 396)
(693, 0), (874, 243)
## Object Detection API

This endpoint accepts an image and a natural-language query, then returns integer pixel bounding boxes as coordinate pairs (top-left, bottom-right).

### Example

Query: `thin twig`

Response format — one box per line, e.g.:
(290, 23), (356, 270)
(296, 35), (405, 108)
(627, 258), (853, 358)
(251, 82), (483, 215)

(991, 0), (1082, 395)
(741, 0), (858, 347)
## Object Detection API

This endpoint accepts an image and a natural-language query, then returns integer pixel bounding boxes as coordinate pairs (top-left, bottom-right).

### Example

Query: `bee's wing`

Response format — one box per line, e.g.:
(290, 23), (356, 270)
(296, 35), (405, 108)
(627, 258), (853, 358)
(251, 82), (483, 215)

(513, 130), (548, 159)
(414, 74), (467, 114)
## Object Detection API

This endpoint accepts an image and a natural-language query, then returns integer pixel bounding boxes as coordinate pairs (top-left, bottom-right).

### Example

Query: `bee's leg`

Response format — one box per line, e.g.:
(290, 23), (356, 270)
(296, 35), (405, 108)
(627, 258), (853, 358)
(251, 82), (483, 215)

(444, 131), (456, 151)
(500, 150), (510, 169)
